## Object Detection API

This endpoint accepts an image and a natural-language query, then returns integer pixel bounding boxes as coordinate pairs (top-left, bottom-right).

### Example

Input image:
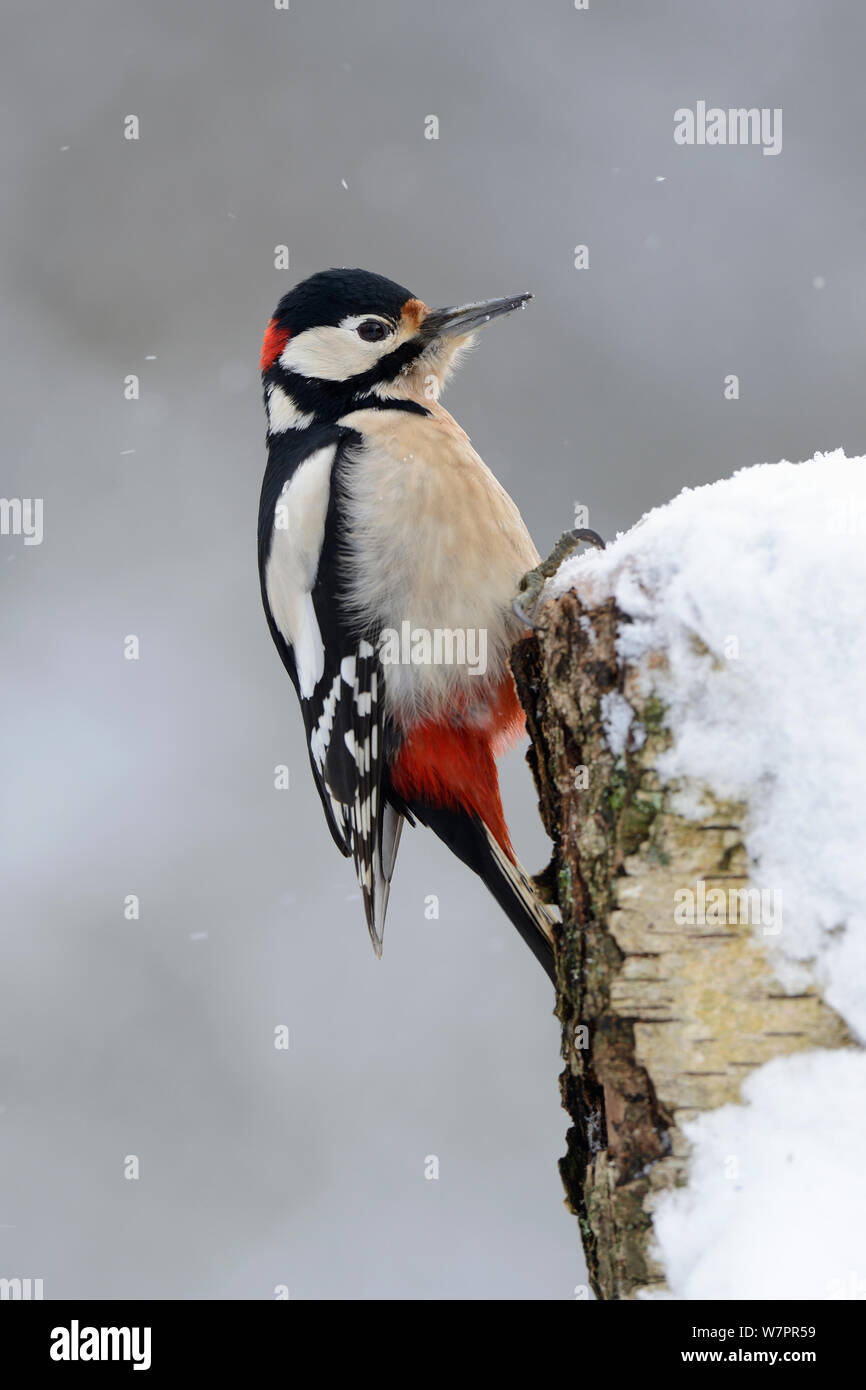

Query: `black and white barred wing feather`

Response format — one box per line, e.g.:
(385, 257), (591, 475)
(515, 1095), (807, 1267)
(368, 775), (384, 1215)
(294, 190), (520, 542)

(259, 429), (403, 951)
(311, 638), (403, 951)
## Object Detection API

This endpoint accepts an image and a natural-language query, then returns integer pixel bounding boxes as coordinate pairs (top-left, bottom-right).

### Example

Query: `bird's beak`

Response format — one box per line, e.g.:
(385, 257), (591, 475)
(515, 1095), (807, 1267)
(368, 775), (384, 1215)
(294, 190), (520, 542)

(421, 292), (533, 340)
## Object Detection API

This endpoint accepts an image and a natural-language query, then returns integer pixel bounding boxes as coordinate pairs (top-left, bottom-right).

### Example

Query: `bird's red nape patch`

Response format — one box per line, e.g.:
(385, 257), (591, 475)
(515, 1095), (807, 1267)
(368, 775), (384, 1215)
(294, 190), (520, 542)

(390, 678), (527, 861)
(260, 317), (291, 372)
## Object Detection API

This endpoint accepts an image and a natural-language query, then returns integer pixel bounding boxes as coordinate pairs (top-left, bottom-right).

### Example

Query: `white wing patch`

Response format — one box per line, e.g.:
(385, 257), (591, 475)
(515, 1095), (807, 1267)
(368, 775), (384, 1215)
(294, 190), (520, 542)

(309, 672), (341, 771)
(265, 444), (335, 698)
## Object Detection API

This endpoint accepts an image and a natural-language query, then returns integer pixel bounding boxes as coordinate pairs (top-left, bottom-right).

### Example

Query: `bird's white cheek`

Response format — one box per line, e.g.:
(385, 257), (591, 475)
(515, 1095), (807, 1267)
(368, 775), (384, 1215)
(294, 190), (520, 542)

(280, 326), (385, 381)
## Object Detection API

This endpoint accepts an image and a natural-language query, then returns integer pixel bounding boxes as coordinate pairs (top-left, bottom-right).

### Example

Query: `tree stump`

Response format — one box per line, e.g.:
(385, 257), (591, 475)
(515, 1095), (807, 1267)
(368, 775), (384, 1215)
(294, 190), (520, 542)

(511, 588), (852, 1300)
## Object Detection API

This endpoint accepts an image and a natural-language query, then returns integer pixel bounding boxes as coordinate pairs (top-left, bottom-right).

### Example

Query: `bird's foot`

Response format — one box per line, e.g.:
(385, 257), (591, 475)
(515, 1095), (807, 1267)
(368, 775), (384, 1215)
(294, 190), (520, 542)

(513, 527), (606, 627)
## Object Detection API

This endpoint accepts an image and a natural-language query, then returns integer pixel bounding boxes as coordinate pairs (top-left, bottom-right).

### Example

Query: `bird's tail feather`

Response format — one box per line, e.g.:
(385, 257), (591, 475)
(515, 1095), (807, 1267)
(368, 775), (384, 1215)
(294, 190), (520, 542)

(406, 799), (558, 981)
(479, 823), (558, 982)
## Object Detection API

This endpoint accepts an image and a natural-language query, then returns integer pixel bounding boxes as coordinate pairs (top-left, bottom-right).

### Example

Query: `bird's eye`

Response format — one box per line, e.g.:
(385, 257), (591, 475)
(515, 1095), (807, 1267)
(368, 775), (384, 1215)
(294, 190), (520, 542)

(357, 319), (388, 342)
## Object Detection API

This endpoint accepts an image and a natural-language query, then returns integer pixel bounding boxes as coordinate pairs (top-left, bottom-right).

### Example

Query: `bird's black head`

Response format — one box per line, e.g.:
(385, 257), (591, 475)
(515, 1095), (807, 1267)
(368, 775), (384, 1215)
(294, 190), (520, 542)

(260, 267), (531, 432)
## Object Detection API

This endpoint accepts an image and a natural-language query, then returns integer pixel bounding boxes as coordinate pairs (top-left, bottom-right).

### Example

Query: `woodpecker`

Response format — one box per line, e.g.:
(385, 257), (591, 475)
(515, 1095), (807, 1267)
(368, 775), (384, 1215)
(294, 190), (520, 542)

(258, 267), (559, 981)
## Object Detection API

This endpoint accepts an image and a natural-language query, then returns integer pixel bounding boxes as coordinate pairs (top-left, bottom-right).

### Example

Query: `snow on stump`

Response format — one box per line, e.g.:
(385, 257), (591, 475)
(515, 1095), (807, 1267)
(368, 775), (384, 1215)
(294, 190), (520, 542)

(512, 451), (866, 1300)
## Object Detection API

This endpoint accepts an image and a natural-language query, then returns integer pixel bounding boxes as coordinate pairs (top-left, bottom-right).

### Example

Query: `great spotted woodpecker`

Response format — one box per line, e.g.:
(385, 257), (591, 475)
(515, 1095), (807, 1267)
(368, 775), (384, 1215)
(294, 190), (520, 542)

(258, 268), (558, 980)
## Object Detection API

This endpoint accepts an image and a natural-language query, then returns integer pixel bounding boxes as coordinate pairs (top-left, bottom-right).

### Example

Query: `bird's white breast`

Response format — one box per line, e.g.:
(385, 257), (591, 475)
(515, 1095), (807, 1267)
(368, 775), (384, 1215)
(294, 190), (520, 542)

(337, 406), (539, 722)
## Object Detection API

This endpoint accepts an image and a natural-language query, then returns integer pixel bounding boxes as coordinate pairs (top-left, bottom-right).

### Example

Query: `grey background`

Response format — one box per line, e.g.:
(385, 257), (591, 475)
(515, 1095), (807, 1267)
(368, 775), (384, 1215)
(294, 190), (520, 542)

(2, 0), (863, 1298)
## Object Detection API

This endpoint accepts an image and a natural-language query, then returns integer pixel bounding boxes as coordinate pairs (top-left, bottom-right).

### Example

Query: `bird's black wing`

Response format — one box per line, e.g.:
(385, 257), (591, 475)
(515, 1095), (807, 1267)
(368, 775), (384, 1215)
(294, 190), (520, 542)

(258, 425), (402, 948)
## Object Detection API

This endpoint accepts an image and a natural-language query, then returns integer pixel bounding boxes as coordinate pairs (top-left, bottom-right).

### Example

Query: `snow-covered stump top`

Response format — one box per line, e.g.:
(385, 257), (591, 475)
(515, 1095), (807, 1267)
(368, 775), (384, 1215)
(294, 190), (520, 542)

(523, 451), (866, 1300)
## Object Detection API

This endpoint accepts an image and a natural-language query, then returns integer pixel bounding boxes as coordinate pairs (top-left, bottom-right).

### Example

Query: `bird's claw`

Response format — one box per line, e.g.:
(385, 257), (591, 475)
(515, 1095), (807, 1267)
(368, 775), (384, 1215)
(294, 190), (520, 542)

(513, 527), (606, 628)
